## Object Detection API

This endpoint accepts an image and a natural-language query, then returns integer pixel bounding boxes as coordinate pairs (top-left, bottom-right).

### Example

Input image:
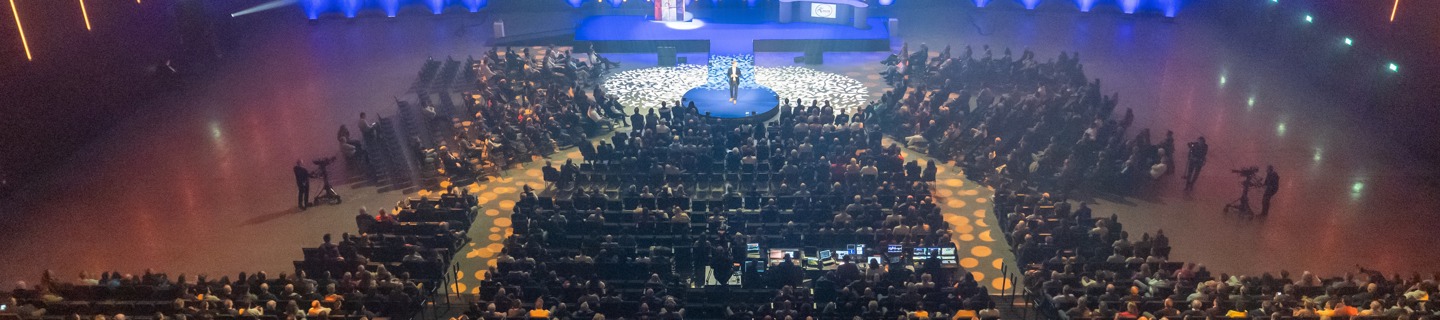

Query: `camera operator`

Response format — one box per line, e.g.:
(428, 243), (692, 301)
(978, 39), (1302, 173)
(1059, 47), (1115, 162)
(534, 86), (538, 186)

(293, 160), (310, 210)
(1261, 165), (1280, 215)
(1183, 137), (1208, 190)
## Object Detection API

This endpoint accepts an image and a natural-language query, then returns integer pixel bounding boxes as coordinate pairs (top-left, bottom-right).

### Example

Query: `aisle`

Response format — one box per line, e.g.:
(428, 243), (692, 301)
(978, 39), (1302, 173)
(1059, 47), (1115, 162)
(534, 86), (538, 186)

(892, 143), (1020, 294)
(434, 148), (582, 295)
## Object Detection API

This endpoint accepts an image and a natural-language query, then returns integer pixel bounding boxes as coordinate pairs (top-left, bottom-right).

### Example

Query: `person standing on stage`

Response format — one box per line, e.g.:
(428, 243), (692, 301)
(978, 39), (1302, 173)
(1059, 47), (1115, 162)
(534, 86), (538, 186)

(294, 160), (311, 210)
(1183, 136), (1208, 190)
(728, 60), (740, 104)
(1260, 165), (1280, 215)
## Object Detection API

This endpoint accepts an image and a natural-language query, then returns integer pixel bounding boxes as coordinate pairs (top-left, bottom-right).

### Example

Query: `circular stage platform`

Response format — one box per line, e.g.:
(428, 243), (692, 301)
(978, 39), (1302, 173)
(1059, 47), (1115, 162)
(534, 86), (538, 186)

(682, 87), (780, 121)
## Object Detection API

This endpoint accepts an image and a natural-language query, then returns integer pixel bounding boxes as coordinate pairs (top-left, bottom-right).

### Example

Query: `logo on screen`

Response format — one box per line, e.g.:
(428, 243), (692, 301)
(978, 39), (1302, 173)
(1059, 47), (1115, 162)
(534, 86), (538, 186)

(811, 3), (837, 19)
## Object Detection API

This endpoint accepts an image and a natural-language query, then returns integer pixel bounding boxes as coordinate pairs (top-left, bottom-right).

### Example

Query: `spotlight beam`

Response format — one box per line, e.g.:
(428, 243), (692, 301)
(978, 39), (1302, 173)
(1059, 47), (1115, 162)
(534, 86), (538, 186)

(79, 0), (92, 31)
(229, 0), (298, 18)
(1390, 0), (1399, 22)
(9, 0), (31, 61)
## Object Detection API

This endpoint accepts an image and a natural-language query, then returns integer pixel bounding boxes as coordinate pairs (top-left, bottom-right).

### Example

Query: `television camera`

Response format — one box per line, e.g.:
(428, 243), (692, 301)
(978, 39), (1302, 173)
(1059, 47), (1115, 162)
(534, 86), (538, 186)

(310, 156), (342, 206)
(1223, 166), (1261, 215)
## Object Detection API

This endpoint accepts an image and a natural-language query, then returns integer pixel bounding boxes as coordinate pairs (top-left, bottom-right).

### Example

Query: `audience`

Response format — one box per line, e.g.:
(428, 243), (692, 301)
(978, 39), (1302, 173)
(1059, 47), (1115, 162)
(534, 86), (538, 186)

(17, 42), (1426, 320)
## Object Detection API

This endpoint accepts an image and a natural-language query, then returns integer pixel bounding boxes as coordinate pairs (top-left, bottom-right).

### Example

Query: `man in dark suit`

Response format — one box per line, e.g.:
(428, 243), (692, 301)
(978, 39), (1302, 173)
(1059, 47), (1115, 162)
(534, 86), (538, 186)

(1260, 165), (1280, 215)
(1183, 137), (1208, 190)
(294, 160), (310, 210)
(728, 61), (740, 104)
(630, 109), (645, 133)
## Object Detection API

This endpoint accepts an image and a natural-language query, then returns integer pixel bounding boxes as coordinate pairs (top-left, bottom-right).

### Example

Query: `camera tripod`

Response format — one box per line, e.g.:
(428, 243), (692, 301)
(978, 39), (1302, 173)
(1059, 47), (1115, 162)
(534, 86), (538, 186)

(1223, 177), (1258, 215)
(311, 156), (342, 206)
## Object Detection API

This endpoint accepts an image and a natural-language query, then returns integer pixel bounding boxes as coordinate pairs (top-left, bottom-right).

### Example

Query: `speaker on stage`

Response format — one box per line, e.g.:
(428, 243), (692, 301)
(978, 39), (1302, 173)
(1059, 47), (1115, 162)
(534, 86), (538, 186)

(658, 46), (678, 66)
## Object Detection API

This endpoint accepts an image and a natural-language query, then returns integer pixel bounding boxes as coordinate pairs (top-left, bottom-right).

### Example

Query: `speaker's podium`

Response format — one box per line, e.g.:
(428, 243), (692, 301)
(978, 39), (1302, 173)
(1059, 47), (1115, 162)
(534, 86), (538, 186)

(653, 0), (691, 22)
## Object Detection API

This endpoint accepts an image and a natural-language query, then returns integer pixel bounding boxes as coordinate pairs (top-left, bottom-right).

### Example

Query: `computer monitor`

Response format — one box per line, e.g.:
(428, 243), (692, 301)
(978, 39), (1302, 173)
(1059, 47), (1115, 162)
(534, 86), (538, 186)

(866, 255), (883, 265)
(819, 250), (833, 260)
(887, 244), (904, 253)
(769, 248), (799, 264)
(941, 247), (956, 256)
(747, 243), (762, 259)
(847, 244), (865, 255)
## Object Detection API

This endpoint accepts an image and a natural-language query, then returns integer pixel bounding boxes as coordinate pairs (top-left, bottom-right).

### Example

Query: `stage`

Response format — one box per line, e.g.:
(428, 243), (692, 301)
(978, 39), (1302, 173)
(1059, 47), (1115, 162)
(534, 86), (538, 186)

(683, 87), (780, 120)
(574, 15), (891, 54)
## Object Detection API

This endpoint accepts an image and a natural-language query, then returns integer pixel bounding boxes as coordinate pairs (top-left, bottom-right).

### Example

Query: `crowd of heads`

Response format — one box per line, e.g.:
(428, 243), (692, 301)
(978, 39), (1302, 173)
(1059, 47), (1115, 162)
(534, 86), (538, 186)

(418, 46), (627, 179)
(869, 43), (1198, 195)
(1006, 191), (1440, 319)
(5, 268), (416, 320)
(460, 74), (1008, 319)
(2, 194), (484, 320)
(864, 43), (1440, 319)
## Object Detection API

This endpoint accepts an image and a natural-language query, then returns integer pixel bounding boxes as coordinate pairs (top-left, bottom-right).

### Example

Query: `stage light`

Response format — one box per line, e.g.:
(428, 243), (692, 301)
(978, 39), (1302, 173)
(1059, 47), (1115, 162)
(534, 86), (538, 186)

(1343, 37), (1352, 46)
(428, 0), (445, 14)
(1077, 0), (1096, 12)
(8, 0), (31, 61)
(608, 0), (622, 8)
(661, 19), (704, 30)
(1163, 0), (1178, 17)
(342, 0), (360, 18)
(1351, 182), (1364, 194)
(1121, 0), (1140, 14)
(79, 0), (92, 31)
(383, 0), (399, 17)
(1219, 75), (1227, 86)
(300, 0), (323, 19)
(231, 0), (297, 18)
(1390, 0), (1399, 22)
(1303, 15), (1312, 23)
(1275, 122), (1286, 136)
(878, 0), (893, 5)
(568, 0), (583, 8)
(973, 0), (988, 8)
(1247, 97), (1255, 108)
(1021, 0), (1039, 10)
(462, 0), (485, 12)
(1387, 62), (1398, 72)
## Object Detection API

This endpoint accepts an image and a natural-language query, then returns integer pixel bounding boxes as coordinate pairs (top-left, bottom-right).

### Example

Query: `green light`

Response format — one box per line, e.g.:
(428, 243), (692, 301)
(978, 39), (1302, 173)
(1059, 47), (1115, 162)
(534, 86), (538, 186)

(1247, 97), (1255, 107)
(1388, 63), (1399, 72)
(1270, 0), (1278, 3)
(1219, 76), (1227, 86)
(1343, 37), (1353, 46)
(1304, 15), (1313, 23)
(1352, 182), (1364, 193)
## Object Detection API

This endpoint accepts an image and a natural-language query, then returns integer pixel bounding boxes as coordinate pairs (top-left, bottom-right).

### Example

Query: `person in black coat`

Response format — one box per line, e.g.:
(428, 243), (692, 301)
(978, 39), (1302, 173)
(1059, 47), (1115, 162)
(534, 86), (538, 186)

(1261, 165), (1280, 215)
(630, 109), (645, 132)
(711, 245), (734, 288)
(728, 61), (741, 103)
(293, 160), (310, 210)
(771, 254), (804, 288)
